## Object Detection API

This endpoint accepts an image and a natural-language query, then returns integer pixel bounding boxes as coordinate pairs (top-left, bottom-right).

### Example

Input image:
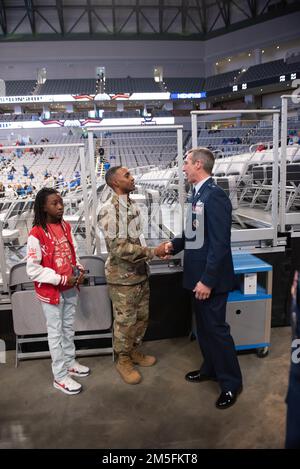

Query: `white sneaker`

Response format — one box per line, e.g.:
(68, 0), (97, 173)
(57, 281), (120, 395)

(53, 375), (82, 395)
(68, 360), (90, 377)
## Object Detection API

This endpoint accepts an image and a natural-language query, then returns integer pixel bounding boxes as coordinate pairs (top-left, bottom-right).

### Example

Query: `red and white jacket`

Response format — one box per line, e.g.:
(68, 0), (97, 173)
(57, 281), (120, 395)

(26, 220), (83, 305)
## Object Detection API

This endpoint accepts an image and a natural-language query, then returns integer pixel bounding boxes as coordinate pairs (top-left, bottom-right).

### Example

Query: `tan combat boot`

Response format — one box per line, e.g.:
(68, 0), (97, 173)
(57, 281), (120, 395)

(131, 349), (157, 367)
(116, 355), (142, 384)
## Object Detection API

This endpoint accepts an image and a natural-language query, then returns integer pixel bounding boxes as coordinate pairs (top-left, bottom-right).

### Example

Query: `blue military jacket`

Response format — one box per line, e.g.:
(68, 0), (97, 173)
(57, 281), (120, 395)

(172, 177), (235, 293)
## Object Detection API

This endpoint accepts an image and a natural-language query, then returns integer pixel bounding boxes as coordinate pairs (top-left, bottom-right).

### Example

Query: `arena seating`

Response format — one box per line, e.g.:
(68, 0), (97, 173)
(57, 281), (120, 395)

(205, 69), (240, 91)
(5, 80), (36, 96)
(105, 78), (161, 93)
(163, 77), (205, 92)
(39, 78), (96, 95)
(2, 58), (300, 100)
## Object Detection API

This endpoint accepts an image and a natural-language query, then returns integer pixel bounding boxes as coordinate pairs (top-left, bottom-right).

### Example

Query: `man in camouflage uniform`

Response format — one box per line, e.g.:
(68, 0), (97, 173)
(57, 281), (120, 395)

(99, 166), (167, 384)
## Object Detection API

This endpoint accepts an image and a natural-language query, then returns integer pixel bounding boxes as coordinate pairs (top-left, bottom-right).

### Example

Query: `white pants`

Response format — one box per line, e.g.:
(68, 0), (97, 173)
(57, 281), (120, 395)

(41, 288), (78, 381)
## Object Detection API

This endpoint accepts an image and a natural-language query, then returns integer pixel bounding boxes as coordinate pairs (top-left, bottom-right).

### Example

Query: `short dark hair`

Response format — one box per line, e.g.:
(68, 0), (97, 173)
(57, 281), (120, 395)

(33, 187), (60, 230)
(187, 147), (215, 174)
(105, 166), (121, 188)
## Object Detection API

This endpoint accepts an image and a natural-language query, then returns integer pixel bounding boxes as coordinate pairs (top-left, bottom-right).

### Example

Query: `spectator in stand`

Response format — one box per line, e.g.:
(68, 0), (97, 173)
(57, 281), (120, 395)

(6, 185), (15, 199)
(256, 144), (267, 152)
(104, 161), (111, 172)
(43, 175), (55, 188)
(74, 170), (81, 186)
(7, 171), (14, 182)
(57, 172), (65, 188)
(0, 182), (5, 198)
(15, 143), (22, 158)
(16, 184), (26, 197)
(23, 165), (29, 177)
(29, 171), (35, 181)
(24, 184), (33, 195)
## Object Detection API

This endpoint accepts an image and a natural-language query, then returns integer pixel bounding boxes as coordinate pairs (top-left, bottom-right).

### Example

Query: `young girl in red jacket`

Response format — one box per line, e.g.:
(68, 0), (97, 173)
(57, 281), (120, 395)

(26, 187), (90, 395)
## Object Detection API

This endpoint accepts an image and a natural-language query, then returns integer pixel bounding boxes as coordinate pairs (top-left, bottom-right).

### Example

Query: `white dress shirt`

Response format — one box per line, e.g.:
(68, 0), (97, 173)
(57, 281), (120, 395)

(193, 176), (211, 198)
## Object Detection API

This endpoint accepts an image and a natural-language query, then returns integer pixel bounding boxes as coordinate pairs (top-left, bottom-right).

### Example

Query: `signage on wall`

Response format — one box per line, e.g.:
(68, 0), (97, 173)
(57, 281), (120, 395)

(170, 92), (206, 99)
(0, 92), (171, 104)
(0, 116), (174, 129)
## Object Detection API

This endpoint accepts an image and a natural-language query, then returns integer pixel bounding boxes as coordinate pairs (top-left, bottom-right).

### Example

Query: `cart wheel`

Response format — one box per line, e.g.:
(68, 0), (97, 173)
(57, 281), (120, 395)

(256, 346), (269, 358)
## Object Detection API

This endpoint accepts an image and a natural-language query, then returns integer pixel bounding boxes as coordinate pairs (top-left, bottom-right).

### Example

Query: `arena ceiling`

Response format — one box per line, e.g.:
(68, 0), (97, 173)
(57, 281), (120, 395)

(0, 0), (299, 42)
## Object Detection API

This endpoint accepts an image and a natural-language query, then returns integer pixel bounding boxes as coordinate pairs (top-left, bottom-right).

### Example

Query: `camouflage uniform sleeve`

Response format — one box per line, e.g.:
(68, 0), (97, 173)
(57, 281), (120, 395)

(99, 201), (155, 263)
(110, 238), (155, 263)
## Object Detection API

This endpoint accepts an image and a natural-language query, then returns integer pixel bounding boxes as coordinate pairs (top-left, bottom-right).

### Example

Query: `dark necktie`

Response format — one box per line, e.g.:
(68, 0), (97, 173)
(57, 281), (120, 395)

(192, 187), (197, 206)
(190, 187), (197, 232)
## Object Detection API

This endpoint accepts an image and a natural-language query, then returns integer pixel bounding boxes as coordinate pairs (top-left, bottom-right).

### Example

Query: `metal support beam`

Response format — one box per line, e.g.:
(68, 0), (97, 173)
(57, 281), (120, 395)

(1, 1), (300, 41)
(231, 0), (251, 19)
(181, 0), (189, 34)
(159, 0), (164, 33)
(272, 112), (279, 247)
(140, 9), (157, 33)
(118, 8), (135, 33)
(247, 0), (257, 18)
(260, 0), (272, 16)
(0, 221), (8, 293)
(86, 0), (93, 35)
(196, 0), (207, 34)
(24, 0), (36, 35)
(56, 0), (64, 35)
(216, 0), (231, 27)
(177, 127), (185, 235)
(79, 146), (92, 255)
(280, 97), (288, 232)
(165, 8), (180, 33)
(0, 0), (7, 35)
(87, 130), (99, 254)
(93, 8), (111, 33)
(136, 0), (140, 34)
(111, 0), (116, 33)
(68, 8), (86, 34)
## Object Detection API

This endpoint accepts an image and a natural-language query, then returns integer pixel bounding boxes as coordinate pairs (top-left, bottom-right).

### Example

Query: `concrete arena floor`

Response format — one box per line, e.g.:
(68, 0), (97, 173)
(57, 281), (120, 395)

(0, 327), (291, 449)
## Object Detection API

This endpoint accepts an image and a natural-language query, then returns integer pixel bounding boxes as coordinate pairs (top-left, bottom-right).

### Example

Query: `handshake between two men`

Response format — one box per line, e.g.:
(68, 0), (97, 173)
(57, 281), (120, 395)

(152, 241), (212, 301)
(153, 241), (173, 260)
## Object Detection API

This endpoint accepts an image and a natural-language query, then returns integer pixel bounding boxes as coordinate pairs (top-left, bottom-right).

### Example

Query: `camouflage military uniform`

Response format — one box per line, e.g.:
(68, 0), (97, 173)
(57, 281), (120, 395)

(99, 193), (155, 356)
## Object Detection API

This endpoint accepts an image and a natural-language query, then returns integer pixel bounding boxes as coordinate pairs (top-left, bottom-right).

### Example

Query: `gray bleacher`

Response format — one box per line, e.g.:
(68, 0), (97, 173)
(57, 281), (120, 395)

(5, 80), (36, 96)
(97, 131), (178, 169)
(2, 57), (300, 99)
(236, 59), (300, 84)
(0, 113), (40, 122)
(105, 78), (160, 93)
(103, 110), (141, 118)
(152, 110), (173, 117)
(205, 70), (240, 91)
(39, 79), (96, 95)
(164, 77), (205, 92)
(50, 111), (89, 119)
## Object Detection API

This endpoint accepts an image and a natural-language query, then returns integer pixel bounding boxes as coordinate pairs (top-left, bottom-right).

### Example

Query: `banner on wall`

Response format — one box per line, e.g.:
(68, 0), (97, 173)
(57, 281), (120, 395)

(0, 116), (174, 129)
(0, 92), (171, 104)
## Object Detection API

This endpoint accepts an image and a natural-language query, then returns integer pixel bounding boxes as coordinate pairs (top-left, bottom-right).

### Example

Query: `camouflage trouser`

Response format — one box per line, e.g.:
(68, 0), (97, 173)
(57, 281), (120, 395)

(108, 280), (150, 356)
